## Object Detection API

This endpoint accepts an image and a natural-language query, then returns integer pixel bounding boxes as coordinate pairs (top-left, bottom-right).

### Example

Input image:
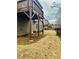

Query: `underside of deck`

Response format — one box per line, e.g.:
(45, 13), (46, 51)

(17, 0), (44, 40)
(17, 0), (44, 19)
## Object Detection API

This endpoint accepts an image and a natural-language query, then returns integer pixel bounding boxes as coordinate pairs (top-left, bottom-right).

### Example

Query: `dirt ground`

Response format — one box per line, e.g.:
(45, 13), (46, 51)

(17, 30), (61, 59)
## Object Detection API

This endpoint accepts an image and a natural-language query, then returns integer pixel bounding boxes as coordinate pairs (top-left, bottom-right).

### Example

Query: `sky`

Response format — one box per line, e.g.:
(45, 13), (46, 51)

(38, 0), (61, 24)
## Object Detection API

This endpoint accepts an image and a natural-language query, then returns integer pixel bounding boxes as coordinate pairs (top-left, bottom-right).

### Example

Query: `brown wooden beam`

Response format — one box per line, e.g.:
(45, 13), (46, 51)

(29, 6), (32, 40)
(24, 11), (29, 18)
(29, 17), (32, 40)
(42, 19), (44, 34)
(32, 13), (35, 18)
(38, 15), (40, 36)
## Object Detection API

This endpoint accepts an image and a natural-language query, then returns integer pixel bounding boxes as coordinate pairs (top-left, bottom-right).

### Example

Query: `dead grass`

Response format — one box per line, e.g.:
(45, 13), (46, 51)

(17, 30), (61, 59)
(17, 33), (46, 45)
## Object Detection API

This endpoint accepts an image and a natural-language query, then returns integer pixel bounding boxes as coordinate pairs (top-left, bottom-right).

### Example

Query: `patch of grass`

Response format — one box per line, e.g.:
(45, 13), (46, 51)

(17, 34), (46, 45)
(17, 38), (31, 45)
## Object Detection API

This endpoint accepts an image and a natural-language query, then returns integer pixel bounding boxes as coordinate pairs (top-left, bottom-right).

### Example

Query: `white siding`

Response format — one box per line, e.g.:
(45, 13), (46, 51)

(32, 19), (43, 32)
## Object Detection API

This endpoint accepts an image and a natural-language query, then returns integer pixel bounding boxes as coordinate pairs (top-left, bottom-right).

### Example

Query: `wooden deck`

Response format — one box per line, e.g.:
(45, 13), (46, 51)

(17, 0), (44, 40)
(17, 0), (43, 18)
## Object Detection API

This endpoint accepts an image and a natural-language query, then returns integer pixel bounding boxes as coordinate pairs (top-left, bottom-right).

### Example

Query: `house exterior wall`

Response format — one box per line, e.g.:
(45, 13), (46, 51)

(32, 19), (43, 32)
(56, 19), (61, 28)
(17, 18), (29, 36)
(43, 19), (49, 29)
(17, 0), (44, 36)
(52, 24), (60, 29)
(44, 20), (48, 26)
(53, 18), (61, 29)
(17, 19), (43, 36)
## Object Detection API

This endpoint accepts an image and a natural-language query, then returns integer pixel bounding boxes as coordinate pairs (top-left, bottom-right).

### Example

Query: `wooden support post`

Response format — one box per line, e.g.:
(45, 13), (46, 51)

(42, 19), (44, 34)
(29, 7), (32, 40)
(38, 15), (40, 36)
(29, 17), (32, 40)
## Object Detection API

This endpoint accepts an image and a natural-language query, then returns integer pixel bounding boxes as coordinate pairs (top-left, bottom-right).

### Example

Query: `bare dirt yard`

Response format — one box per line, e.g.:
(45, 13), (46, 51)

(17, 30), (61, 59)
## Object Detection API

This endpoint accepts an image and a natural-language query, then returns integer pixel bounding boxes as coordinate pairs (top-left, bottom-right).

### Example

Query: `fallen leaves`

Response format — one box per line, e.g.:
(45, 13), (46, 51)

(17, 30), (61, 59)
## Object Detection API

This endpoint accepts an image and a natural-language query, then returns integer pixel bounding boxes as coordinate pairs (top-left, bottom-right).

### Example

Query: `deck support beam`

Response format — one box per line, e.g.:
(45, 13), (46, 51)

(29, 6), (32, 40)
(24, 11), (29, 18)
(29, 17), (32, 40)
(23, 11), (32, 40)
(42, 19), (44, 34)
(38, 15), (40, 36)
(17, 0), (44, 40)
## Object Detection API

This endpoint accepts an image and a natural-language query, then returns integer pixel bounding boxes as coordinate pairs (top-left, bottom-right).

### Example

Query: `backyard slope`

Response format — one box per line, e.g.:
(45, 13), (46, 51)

(17, 30), (61, 59)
